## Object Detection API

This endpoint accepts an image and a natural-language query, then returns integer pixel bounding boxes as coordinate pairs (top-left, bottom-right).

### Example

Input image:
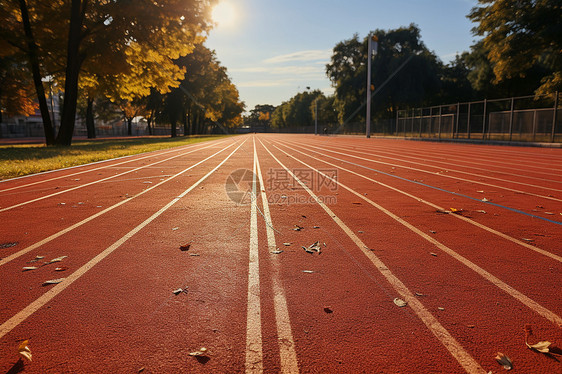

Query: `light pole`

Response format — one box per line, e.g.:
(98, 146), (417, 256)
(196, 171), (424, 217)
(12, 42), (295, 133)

(366, 34), (378, 138)
(314, 98), (318, 135)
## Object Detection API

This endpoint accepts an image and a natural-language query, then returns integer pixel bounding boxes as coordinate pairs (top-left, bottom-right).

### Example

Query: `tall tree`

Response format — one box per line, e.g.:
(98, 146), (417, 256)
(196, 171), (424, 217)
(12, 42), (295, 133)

(468, 0), (562, 94)
(0, 0), (215, 145)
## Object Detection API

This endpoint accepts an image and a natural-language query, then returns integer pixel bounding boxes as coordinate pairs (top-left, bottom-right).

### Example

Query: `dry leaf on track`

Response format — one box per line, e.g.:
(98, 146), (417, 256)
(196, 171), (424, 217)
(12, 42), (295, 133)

(189, 347), (208, 356)
(180, 243), (191, 251)
(303, 241), (322, 254)
(42, 278), (64, 286)
(18, 340), (32, 361)
(495, 352), (512, 370)
(294, 225), (304, 231)
(393, 298), (407, 307)
(22, 267), (39, 271)
(46, 256), (67, 265)
(270, 250), (283, 254)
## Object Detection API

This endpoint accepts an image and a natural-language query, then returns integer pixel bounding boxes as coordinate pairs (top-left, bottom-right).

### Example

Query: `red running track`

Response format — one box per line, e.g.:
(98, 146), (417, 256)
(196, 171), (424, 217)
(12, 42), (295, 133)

(0, 134), (561, 373)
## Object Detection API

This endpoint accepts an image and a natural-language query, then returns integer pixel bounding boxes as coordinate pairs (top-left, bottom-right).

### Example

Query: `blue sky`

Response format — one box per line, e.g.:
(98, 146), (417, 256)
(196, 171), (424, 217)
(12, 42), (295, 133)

(205, 0), (479, 112)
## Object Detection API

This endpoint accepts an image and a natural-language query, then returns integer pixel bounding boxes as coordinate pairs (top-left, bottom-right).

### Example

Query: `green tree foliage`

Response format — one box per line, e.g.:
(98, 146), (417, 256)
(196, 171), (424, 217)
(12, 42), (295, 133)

(0, 0), (215, 145)
(271, 90), (323, 128)
(326, 24), (442, 124)
(468, 0), (562, 94)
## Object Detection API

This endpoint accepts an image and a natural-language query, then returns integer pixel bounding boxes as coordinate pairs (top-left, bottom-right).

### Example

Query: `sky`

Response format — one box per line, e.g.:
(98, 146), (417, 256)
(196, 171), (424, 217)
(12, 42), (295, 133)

(205, 0), (480, 112)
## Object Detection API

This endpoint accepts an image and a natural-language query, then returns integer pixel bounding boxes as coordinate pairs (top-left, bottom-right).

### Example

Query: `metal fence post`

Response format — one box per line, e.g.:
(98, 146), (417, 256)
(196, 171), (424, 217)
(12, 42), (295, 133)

(509, 97), (515, 141)
(429, 107), (433, 136)
(552, 91), (559, 143)
(455, 103), (460, 139)
(482, 99), (487, 140)
(532, 109), (537, 141)
(419, 108), (423, 137)
(438, 106), (442, 139)
(467, 102), (472, 139)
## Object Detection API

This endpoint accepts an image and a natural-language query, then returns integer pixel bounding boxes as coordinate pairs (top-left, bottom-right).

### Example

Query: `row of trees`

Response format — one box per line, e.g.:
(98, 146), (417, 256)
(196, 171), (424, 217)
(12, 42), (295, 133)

(0, 0), (244, 145)
(248, 0), (561, 131)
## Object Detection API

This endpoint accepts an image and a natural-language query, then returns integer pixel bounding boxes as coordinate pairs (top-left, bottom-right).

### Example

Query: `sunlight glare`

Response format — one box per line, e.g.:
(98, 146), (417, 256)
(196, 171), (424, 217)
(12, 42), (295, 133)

(212, 1), (236, 28)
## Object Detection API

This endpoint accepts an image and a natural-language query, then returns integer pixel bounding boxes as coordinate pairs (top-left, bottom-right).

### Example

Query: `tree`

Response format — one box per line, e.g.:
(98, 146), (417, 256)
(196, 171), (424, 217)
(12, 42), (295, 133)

(0, 0), (215, 145)
(468, 0), (562, 94)
(326, 25), (442, 125)
(0, 55), (37, 125)
(271, 90), (323, 128)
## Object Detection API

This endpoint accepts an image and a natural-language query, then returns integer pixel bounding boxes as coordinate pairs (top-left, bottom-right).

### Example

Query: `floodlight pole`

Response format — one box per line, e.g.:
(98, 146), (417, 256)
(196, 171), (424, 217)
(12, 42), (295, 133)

(315, 99), (318, 135)
(366, 34), (378, 138)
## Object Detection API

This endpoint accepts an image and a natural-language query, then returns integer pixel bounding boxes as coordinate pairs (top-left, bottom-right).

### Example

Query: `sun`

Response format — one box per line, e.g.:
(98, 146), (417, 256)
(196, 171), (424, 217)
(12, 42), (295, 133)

(211, 2), (236, 28)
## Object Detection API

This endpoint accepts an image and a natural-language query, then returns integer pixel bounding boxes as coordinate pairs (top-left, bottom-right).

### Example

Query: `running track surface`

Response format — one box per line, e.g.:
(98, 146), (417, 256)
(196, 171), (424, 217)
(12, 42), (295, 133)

(1, 134), (561, 373)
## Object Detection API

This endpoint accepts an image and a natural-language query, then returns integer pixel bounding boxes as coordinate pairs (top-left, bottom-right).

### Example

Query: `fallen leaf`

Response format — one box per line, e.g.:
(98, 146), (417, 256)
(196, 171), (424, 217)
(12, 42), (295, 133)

(526, 340), (551, 353)
(438, 307), (445, 311)
(521, 238), (534, 242)
(46, 256), (67, 264)
(283, 243), (292, 246)
(477, 190), (484, 193)
(313, 226), (320, 229)
(303, 241), (321, 254)
(172, 288), (184, 295)
(270, 250), (283, 254)
(18, 340), (32, 361)
(294, 225), (304, 231)
(0, 242), (18, 249)
(189, 347), (208, 356)
(28, 255), (45, 263)
(172, 227), (179, 231)
(55, 266), (68, 272)
(180, 244), (191, 251)
(544, 212), (554, 215)
(323, 307), (333, 314)
(430, 252), (438, 257)
(393, 298), (407, 307)
(22, 266), (39, 271)
(302, 270), (314, 273)
(429, 230), (436, 234)
(467, 324), (475, 328)
(436, 209), (450, 214)
(495, 352), (512, 370)
(482, 198), (490, 202)
(449, 208), (463, 215)
(475, 210), (487, 214)
(42, 278), (65, 286)
(415, 292), (425, 297)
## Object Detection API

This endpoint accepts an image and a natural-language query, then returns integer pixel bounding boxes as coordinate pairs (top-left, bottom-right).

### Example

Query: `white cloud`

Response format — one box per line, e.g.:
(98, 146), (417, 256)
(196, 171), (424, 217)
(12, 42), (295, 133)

(264, 49), (332, 64)
(231, 65), (324, 75)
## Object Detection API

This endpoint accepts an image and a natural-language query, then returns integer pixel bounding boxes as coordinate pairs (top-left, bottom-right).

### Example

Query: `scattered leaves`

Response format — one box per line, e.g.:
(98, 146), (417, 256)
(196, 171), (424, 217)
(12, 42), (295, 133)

(42, 278), (65, 286)
(22, 267), (39, 272)
(415, 292), (425, 297)
(28, 256), (45, 263)
(495, 352), (512, 370)
(180, 243), (191, 251)
(189, 347), (208, 356)
(46, 256), (67, 265)
(18, 340), (32, 362)
(475, 210), (487, 214)
(449, 208), (463, 215)
(0, 242), (18, 249)
(55, 266), (68, 272)
(172, 288), (186, 295)
(393, 298), (407, 307)
(303, 241), (321, 254)
(313, 226), (320, 229)
(270, 250), (283, 254)
(293, 225), (304, 231)
(430, 252), (438, 257)
(283, 243), (292, 246)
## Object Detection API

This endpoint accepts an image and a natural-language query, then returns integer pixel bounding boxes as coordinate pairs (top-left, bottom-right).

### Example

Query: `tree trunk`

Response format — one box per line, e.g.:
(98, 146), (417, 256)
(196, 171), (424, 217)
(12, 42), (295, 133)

(127, 117), (133, 136)
(18, 0), (55, 145)
(187, 107), (192, 135)
(182, 108), (188, 136)
(56, 0), (87, 146)
(171, 119), (177, 138)
(86, 96), (96, 138)
(146, 108), (154, 136)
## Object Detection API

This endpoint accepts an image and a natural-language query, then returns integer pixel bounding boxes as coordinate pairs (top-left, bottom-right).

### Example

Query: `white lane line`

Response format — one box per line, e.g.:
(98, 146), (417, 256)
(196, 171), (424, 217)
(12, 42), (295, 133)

(258, 139), (487, 374)
(0, 139), (231, 212)
(0, 140), (238, 267)
(0, 139), (246, 340)
(275, 140), (562, 263)
(0, 138), (229, 193)
(341, 143), (562, 184)
(285, 140), (562, 203)
(268, 140), (562, 328)
(255, 140), (299, 374)
(246, 138), (263, 374)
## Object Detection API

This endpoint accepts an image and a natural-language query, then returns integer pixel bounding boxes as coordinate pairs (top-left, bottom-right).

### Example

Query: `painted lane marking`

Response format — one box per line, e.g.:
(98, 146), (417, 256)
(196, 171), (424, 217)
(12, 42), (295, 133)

(0, 140), (238, 267)
(286, 140), (562, 203)
(269, 141), (562, 328)
(255, 141), (299, 374)
(0, 138), (230, 193)
(246, 138), (263, 373)
(276, 141), (562, 263)
(0, 139), (247, 340)
(259, 139), (487, 374)
(0, 140), (232, 212)
(282, 140), (562, 225)
(339, 143), (562, 184)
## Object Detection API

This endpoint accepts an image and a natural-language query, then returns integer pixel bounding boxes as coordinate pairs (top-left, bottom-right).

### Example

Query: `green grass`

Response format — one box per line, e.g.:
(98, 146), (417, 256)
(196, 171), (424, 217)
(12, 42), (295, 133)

(0, 135), (234, 180)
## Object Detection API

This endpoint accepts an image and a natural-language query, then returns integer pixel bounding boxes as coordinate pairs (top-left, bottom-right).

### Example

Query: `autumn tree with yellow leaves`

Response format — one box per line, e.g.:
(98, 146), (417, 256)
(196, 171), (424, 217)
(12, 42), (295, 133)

(0, 0), (216, 145)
